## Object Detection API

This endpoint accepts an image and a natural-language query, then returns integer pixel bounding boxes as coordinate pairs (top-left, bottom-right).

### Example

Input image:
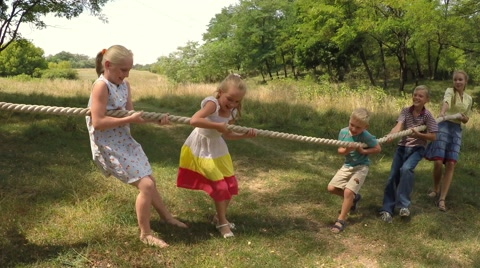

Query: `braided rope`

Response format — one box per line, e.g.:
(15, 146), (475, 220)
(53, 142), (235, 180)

(0, 102), (462, 148)
(376, 113), (462, 144)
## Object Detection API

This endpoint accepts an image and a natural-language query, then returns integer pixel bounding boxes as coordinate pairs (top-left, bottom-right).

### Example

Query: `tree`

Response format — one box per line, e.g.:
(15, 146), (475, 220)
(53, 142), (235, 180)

(0, 39), (47, 76)
(0, 0), (111, 53)
(46, 51), (95, 68)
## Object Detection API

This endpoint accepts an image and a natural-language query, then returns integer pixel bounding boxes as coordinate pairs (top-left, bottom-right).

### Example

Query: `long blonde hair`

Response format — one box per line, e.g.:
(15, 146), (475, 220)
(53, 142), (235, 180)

(452, 70), (468, 105)
(214, 74), (247, 119)
(95, 45), (133, 77)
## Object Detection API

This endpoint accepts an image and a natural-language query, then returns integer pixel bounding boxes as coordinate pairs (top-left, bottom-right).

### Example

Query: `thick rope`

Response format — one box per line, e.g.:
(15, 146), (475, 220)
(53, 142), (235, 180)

(0, 102), (461, 148)
(376, 113), (462, 144)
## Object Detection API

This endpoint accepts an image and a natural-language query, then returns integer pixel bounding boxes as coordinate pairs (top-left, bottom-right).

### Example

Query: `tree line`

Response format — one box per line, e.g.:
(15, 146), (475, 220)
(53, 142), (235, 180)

(2, 0), (480, 91)
(150, 0), (480, 91)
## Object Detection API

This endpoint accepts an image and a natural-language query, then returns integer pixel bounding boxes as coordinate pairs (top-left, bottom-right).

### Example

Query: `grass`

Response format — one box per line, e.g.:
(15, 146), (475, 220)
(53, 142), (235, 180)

(1, 70), (479, 267)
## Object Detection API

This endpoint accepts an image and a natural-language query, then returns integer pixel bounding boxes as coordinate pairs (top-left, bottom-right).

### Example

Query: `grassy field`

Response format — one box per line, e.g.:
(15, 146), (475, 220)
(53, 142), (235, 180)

(1, 69), (479, 267)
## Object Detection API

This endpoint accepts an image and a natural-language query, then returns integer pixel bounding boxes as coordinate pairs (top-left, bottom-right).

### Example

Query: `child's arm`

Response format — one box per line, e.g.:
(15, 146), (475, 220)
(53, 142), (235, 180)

(222, 119), (257, 140)
(126, 82), (169, 126)
(190, 101), (229, 133)
(223, 128), (257, 140)
(90, 81), (144, 130)
(439, 101), (449, 117)
(337, 144), (356, 155)
(410, 128), (436, 141)
(385, 121), (403, 143)
(356, 143), (381, 155)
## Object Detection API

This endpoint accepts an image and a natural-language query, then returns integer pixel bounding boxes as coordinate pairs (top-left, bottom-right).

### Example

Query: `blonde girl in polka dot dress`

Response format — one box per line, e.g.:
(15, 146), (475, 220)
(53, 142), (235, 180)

(86, 45), (187, 248)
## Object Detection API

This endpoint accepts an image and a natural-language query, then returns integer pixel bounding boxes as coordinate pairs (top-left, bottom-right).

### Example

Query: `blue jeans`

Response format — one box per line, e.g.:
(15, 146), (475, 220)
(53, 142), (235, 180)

(380, 146), (425, 214)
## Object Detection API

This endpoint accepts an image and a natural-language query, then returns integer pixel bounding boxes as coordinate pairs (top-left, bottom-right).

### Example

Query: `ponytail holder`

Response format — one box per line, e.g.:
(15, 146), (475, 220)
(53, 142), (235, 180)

(101, 48), (107, 55)
(233, 73), (241, 78)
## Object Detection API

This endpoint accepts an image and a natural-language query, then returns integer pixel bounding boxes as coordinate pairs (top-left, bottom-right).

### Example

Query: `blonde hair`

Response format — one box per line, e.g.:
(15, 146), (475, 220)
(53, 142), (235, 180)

(214, 73), (247, 119)
(452, 70), (468, 105)
(414, 85), (430, 98)
(95, 45), (134, 76)
(351, 108), (370, 126)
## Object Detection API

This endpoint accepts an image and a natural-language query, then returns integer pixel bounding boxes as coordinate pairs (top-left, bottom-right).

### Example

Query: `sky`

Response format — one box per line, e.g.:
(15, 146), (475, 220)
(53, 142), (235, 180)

(18, 0), (239, 65)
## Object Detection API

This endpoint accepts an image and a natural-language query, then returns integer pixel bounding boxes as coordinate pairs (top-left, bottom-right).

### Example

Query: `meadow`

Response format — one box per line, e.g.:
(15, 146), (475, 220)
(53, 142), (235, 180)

(1, 69), (479, 268)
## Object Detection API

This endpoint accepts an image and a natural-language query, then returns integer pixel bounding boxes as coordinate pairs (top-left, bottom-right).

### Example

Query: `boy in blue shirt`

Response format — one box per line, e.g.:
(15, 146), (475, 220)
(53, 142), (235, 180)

(328, 108), (381, 233)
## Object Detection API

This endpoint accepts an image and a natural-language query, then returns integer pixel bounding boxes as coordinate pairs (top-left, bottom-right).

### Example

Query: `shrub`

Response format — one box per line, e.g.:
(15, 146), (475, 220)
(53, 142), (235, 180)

(41, 69), (79, 80)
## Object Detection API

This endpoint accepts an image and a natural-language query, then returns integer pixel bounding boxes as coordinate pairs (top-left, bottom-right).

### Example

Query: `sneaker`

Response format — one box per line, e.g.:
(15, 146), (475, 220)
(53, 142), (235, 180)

(350, 193), (362, 212)
(379, 211), (392, 223)
(399, 208), (410, 217)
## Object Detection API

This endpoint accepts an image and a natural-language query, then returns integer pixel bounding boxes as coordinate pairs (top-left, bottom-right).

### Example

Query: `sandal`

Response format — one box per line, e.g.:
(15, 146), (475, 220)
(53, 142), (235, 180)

(211, 215), (236, 230)
(427, 191), (438, 198)
(436, 199), (446, 212)
(140, 233), (169, 248)
(330, 219), (346, 234)
(216, 223), (234, 238)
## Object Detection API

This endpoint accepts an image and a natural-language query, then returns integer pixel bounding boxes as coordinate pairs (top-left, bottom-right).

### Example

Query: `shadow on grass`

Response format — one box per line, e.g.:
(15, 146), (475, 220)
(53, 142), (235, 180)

(0, 226), (88, 267)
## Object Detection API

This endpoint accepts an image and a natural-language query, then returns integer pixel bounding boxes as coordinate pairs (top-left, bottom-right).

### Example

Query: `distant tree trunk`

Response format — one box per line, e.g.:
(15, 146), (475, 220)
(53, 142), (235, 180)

(427, 41), (433, 79)
(260, 70), (266, 83)
(280, 50), (288, 78)
(291, 49), (297, 80)
(412, 47), (423, 79)
(378, 40), (388, 89)
(264, 59), (273, 80)
(359, 47), (375, 86)
(397, 39), (408, 94)
(433, 42), (444, 80)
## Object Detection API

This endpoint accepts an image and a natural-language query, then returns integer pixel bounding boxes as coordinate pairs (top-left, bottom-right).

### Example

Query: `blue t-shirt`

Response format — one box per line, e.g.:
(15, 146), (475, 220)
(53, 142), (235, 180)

(338, 127), (378, 167)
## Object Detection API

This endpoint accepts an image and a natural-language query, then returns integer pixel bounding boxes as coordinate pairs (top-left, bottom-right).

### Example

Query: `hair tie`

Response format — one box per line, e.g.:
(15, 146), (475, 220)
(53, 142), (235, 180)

(101, 48), (107, 55)
(233, 73), (241, 78)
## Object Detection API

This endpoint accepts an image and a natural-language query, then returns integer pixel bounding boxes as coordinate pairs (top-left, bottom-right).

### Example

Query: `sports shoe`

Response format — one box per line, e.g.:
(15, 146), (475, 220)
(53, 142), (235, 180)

(399, 208), (410, 217)
(350, 193), (362, 212)
(379, 211), (392, 223)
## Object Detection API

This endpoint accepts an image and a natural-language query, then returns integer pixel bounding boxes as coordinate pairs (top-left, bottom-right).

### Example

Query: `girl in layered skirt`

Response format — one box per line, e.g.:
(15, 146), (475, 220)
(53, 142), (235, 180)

(177, 74), (256, 238)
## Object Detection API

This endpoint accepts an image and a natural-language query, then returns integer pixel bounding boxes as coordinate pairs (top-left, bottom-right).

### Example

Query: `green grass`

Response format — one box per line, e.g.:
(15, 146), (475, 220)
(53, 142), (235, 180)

(1, 72), (479, 267)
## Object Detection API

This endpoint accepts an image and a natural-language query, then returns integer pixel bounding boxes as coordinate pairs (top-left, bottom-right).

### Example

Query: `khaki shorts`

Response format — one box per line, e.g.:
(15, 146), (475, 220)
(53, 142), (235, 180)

(328, 165), (369, 194)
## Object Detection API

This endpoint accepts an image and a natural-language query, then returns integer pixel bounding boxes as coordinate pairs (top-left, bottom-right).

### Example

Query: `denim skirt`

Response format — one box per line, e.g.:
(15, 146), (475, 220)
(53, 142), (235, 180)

(424, 121), (462, 163)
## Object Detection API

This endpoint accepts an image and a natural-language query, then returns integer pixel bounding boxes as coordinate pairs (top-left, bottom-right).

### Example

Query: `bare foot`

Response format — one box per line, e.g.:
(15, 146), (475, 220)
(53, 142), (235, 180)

(140, 234), (169, 248)
(164, 218), (188, 228)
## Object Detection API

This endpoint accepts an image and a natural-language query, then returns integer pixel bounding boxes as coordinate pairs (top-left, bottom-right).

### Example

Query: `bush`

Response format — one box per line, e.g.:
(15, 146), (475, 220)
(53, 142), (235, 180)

(11, 73), (33, 81)
(41, 69), (79, 80)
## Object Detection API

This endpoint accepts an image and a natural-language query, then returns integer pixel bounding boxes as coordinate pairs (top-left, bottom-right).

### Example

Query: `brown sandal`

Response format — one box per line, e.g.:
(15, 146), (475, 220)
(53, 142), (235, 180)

(436, 199), (446, 212)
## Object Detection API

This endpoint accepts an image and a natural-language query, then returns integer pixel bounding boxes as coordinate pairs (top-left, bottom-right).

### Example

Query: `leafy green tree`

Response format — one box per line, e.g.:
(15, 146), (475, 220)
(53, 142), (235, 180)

(1, 0), (111, 53)
(294, 0), (361, 82)
(0, 39), (47, 76)
(201, 5), (244, 80)
(233, 0), (286, 81)
(152, 42), (201, 83)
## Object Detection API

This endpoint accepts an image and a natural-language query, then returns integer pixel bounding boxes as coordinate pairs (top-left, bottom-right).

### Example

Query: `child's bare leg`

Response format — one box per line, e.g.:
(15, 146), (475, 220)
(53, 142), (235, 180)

(148, 176), (187, 228)
(331, 188), (354, 232)
(327, 185), (344, 197)
(439, 162), (456, 205)
(133, 177), (168, 248)
(432, 160), (443, 193)
(214, 200), (233, 237)
(212, 199), (230, 224)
